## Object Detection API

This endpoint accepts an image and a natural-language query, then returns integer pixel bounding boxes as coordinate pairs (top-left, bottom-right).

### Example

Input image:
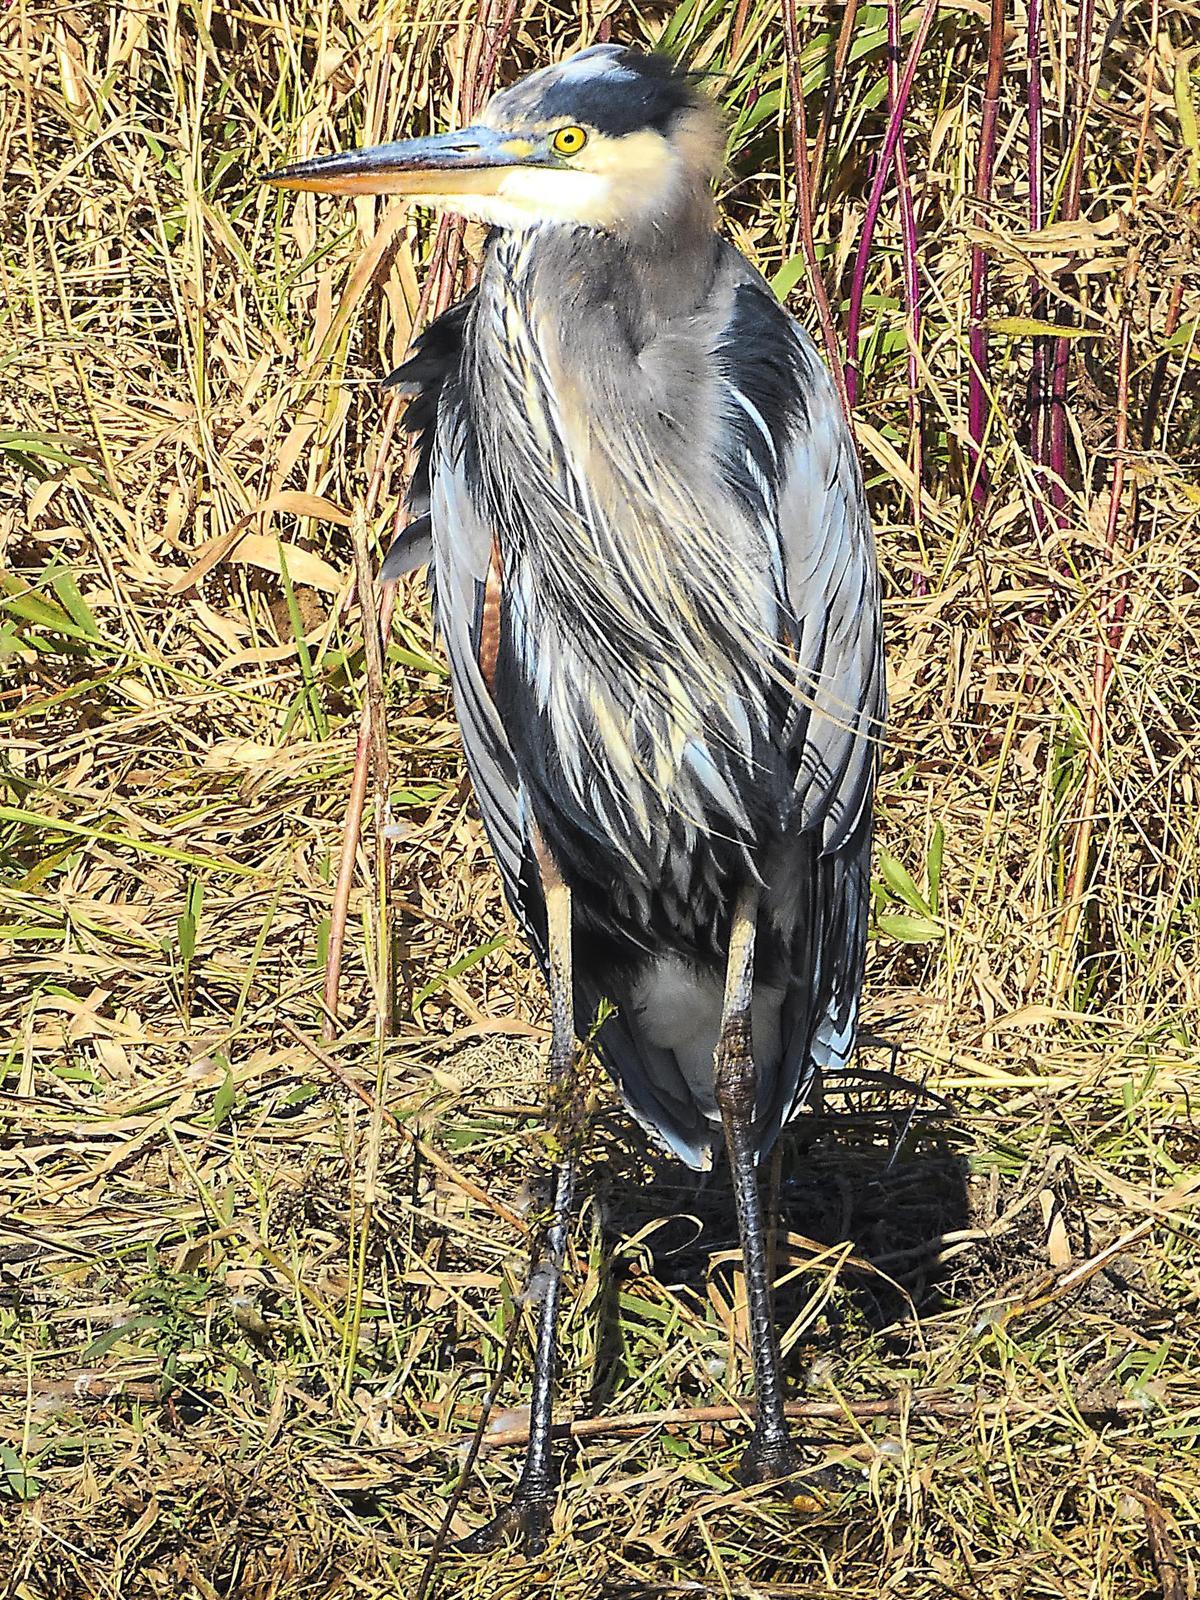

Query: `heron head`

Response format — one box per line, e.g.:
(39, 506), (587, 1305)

(264, 46), (722, 235)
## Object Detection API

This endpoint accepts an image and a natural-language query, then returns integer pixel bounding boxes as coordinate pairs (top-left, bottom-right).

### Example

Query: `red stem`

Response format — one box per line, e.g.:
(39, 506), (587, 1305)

(1027, 0), (1048, 520)
(967, 0), (1005, 507)
(888, 0), (924, 573)
(810, 0), (863, 197)
(843, 0), (940, 406)
(1048, 0), (1097, 521)
(471, 0), (520, 117)
(729, 0), (753, 63)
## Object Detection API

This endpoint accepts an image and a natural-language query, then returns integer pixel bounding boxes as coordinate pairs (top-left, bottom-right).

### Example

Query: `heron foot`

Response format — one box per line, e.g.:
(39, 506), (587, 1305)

(737, 1430), (803, 1487)
(453, 1489), (553, 1556)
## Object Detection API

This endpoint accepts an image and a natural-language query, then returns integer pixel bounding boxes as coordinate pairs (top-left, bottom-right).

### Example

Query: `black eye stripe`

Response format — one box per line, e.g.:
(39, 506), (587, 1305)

(532, 63), (696, 138)
(487, 48), (702, 141)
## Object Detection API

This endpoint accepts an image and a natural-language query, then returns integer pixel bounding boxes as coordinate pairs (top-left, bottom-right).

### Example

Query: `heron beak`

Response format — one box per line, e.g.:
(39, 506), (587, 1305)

(263, 126), (545, 198)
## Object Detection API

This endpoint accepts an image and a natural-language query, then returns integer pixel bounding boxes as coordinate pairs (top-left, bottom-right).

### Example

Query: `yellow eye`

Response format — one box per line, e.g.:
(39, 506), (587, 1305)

(551, 125), (588, 156)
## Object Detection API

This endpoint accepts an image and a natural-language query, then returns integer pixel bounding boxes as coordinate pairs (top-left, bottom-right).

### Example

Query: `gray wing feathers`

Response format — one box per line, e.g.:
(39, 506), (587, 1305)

(581, 317), (882, 1166)
(425, 266), (880, 1169)
(761, 327), (884, 1145)
(430, 438), (536, 947)
(777, 343), (885, 854)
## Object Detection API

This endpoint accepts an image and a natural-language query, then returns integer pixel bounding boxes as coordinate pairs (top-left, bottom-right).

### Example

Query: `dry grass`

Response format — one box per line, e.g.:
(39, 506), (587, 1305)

(3, 0), (1200, 1595)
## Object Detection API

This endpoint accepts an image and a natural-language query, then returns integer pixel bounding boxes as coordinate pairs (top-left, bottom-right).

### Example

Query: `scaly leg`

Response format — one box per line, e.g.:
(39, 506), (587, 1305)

(714, 884), (802, 1485)
(458, 838), (576, 1555)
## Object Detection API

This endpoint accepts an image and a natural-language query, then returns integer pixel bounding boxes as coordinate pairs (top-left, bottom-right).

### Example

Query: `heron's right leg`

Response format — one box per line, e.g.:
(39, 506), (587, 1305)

(458, 843), (576, 1557)
(714, 885), (801, 1485)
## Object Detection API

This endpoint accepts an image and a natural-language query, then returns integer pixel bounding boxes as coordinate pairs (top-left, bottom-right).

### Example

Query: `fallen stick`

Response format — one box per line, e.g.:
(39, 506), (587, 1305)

(1134, 1472), (1187, 1600)
(0, 1373), (162, 1403)
(414, 1390), (1146, 1451)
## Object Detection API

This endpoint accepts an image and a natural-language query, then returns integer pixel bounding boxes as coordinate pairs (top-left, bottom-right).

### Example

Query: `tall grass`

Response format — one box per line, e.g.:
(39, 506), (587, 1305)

(3, 1), (1199, 1595)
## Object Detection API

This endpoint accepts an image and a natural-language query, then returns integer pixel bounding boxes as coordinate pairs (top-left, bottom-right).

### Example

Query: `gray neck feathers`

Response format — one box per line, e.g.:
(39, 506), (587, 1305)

(464, 220), (779, 755)
(483, 188), (720, 334)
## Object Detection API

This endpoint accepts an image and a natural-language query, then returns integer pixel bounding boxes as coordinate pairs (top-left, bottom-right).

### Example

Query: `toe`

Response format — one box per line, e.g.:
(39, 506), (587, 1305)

(737, 1434), (804, 1486)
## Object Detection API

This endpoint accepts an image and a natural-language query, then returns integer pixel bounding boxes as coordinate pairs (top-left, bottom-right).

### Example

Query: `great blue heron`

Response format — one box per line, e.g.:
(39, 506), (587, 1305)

(267, 44), (885, 1552)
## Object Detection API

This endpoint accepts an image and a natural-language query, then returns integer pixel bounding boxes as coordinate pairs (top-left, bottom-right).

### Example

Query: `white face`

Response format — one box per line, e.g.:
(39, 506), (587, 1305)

(266, 46), (723, 236)
(414, 127), (682, 233)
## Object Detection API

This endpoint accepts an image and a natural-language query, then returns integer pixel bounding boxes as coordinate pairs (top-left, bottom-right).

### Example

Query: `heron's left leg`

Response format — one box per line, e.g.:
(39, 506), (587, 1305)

(459, 842), (576, 1556)
(714, 884), (802, 1485)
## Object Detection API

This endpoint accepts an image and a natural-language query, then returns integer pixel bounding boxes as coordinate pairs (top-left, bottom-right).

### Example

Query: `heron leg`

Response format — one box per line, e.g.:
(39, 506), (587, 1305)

(458, 841), (576, 1557)
(715, 884), (802, 1486)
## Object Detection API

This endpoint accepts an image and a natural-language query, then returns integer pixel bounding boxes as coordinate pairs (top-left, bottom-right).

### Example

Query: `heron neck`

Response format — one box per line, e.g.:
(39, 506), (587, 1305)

(482, 202), (721, 334)
(471, 214), (733, 520)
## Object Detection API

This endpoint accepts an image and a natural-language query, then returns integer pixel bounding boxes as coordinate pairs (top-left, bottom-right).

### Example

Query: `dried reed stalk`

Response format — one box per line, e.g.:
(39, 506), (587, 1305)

(1027, 0), (1049, 528)
(1054, 2), (1157, 992)
(966, 0), (1006, 506)
(322, 14), (520, 1038)
(844, 0), (939, 406)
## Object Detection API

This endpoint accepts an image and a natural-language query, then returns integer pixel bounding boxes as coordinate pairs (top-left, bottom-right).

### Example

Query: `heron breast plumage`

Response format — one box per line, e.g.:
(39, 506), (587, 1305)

(457, 233), (787, 895)
(421, 222), (883, 1167)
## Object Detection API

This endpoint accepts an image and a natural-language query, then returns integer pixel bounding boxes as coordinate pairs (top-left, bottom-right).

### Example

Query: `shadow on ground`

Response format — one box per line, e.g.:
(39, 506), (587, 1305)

(573, 1046), (974, 1421)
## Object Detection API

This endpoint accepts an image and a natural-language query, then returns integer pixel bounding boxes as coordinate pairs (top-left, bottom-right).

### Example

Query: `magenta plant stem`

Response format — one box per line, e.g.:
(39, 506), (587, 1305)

(844, 0), (939, 406)
(1047, 319), (1070, 517)
(1027, 0), (1048, 520)
(888, 0), (925, 579)
(1049, 0), (1097, 520)
(967, 0), (1005, 507)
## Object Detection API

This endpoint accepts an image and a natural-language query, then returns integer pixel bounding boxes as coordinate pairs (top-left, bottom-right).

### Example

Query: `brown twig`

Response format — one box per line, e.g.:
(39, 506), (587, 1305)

(1047, 0), (1098, 523)
(349, 506), (394, 1033)
(989, 1217), (1155, 1327)
(11, 1375), (1147, 1431)
(1142, 255), (1190, 450)
(781, 0), (852, 423)
(729, 0), (754, 62)
(415, 1389), (1146, 1452)
(0, 1373), (163, 1402)
(1134, 1473), (1187, 1600)
(471, 0), (520, 115)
